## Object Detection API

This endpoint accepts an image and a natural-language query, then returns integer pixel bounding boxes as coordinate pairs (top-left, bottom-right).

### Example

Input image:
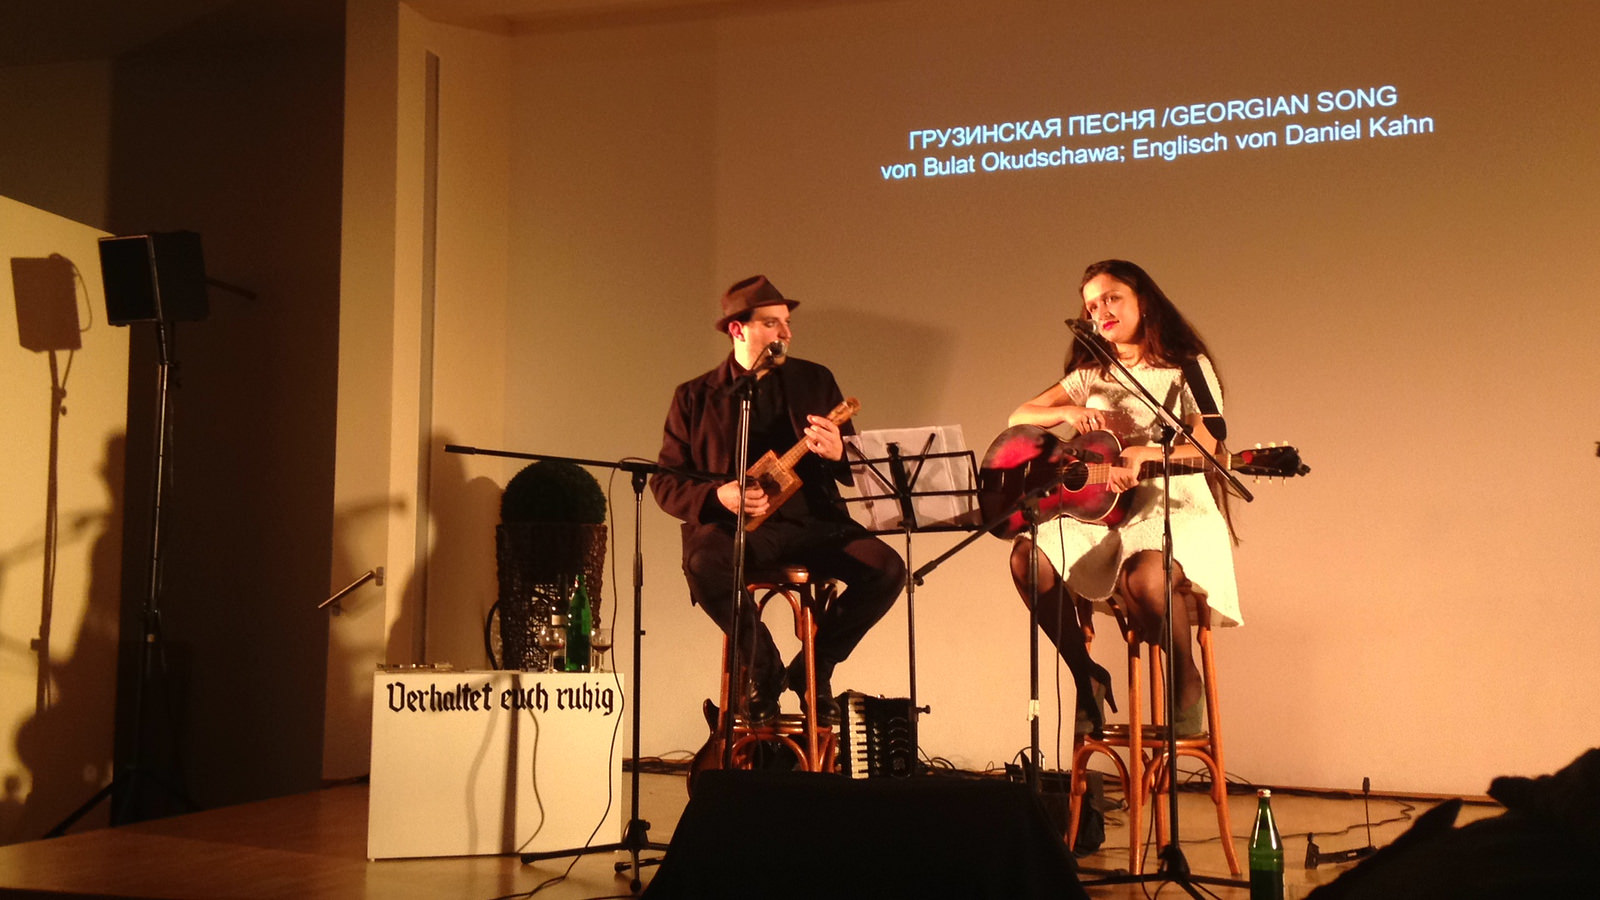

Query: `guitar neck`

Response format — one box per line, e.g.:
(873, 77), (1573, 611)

(1065, 444), (1303, 487)
(775, 397), (860, 469)
(1133, 457), (1215, 480)
(1073, 456), (1221, 486)
(776, 439), (814, 472)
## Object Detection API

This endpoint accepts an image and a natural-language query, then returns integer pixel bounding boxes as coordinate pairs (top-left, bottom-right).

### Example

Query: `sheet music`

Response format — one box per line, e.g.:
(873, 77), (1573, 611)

(844, 425), (979, 532)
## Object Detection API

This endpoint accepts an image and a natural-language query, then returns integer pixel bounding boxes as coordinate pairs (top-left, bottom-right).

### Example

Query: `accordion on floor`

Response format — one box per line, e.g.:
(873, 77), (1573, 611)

(838, 691), (916, 778)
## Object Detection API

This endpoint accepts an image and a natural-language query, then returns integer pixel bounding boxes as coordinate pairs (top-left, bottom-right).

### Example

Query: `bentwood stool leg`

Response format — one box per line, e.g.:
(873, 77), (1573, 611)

(1067, 599), (1147, 873)
(714, 566), (838, 777)
(1068, 595), (1240, 876)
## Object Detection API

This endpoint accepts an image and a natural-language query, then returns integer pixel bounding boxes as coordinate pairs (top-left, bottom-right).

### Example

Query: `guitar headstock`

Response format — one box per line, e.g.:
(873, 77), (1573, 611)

(1231, 443), (1310, 478)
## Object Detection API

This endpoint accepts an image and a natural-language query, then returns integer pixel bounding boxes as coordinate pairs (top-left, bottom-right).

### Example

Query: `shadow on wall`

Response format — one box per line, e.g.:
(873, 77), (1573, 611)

(324, 434), (500, 780)
(322, 491), (408, 782)
(798, 308), (956, 428)
(451, 465), (512, 670)
(400, 434), (503, 671)
(8, 432), (124, 842)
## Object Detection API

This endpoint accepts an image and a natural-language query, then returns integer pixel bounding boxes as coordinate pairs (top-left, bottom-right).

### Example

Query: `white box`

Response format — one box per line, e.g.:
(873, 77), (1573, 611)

(367, 669), (626, 859)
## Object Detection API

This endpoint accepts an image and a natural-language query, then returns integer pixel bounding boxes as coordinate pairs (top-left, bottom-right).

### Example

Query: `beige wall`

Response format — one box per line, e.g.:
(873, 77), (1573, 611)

(326, 0), (402, 781)
(336, 0), (1597, 796)
(482, 0), (1600, 794)
(10, 0), (1588, 819)
(324, 0), (513, 778)
(508, 11), (723, 783)
(412, 13), (512, 670)
(5, 0), (1588, 832)
(0, 196), (124, 840)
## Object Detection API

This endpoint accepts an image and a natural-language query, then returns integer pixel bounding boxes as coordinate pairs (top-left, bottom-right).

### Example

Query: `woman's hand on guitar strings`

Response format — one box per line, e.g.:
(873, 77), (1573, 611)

(1068, 406), (1106, 434)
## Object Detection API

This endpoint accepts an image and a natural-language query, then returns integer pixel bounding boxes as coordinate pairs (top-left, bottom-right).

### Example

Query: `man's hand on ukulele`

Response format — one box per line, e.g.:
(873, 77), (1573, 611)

(717, 480), (771, 516)
(804, 415), (844, 461)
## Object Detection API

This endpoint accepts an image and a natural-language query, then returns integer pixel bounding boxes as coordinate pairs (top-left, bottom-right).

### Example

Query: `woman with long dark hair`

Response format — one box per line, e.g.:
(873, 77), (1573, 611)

(1007, 259), (1239, 736)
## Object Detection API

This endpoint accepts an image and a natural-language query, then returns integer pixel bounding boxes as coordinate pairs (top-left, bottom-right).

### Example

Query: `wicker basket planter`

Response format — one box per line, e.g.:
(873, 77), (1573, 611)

(493, 522), (607, 670)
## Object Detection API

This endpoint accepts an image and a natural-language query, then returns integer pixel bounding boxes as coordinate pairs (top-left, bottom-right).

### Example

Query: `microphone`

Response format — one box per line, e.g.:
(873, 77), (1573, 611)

(1306, 777), (1378, 869)
(1064, 318), (1099, 337)
(766, 340), (788, 362)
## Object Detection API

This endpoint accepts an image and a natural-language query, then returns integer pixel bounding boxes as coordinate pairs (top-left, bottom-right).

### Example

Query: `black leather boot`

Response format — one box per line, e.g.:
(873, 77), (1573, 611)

(787, 656), (841, 727)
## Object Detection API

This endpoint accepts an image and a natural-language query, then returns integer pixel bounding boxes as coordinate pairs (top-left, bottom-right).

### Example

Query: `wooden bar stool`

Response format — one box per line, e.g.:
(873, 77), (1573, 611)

(713, 565), (838, 775)
(1065, 593), (1240, 876)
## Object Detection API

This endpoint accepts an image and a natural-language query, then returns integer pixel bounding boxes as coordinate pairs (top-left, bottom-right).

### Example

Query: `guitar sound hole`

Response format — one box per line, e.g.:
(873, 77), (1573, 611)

(1060, 461), (1089, 491)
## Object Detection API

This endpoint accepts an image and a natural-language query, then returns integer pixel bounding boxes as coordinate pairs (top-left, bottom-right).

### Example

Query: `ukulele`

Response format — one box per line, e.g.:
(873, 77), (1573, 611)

(977, 424), (1308, 538)
(742, 397), (861, 532)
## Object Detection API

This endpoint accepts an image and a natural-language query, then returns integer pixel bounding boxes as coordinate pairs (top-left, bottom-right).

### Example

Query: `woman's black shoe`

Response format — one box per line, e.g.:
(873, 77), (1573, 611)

(1074, 662), (1118, 739)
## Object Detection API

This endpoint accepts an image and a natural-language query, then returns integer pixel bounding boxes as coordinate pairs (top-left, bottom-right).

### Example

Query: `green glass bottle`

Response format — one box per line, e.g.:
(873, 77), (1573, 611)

(1249, 788), (1285, 900)
(564, 574), (592, 673)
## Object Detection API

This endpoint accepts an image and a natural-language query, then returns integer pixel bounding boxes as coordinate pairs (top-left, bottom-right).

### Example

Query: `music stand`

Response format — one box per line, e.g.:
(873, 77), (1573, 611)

(841, 426), (981, 766)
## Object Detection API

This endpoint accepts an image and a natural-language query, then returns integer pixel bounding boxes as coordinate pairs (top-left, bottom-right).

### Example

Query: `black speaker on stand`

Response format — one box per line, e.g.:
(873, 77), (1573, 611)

(47, 231), (207, 835)
(98, 232), (209, 326)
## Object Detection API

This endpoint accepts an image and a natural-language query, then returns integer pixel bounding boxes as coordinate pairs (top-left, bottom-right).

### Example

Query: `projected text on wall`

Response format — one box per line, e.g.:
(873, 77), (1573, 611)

(881, 84), (1435, 180)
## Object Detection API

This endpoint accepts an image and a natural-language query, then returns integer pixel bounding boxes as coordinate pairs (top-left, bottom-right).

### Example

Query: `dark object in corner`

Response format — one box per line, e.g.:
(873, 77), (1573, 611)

(644, 770), (1088, 899)
(1307, 748), (1600, 900)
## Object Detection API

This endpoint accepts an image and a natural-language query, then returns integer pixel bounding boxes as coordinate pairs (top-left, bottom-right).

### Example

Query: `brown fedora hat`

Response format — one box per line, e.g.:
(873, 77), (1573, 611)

(714, 274), (799, 332)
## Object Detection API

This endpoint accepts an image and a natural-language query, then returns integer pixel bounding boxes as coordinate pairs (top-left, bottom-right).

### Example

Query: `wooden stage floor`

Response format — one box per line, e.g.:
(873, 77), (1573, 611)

(0, 772), (1497, 899)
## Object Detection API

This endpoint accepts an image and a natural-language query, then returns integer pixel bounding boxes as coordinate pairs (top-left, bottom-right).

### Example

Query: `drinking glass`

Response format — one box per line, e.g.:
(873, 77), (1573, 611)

(534, 623), (566, 673)
(589, 627), (614, 671)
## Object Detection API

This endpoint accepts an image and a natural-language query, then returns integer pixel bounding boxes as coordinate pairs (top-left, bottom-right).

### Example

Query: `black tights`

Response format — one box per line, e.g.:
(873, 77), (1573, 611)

(1008, 537), (1109, 726)
(1010, 539), (1203, 717)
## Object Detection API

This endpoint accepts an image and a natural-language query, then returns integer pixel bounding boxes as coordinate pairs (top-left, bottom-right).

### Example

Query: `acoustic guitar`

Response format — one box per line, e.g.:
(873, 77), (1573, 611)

(977, 424), (1309, 538)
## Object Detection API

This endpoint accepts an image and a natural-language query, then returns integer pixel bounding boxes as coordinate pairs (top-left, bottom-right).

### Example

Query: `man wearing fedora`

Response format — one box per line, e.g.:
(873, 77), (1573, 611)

(651, 275), (905, 726)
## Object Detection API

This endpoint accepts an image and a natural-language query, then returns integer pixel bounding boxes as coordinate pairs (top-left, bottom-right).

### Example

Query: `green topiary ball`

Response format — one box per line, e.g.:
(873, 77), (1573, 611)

(500, 460), (606, 524)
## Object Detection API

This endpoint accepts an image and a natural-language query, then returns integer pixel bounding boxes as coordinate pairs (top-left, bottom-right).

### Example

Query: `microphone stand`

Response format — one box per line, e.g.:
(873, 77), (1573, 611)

(443, 445), (718, 892)
(711, 343), (783, 769)
(1062, 321), (1251, 896)
(722, 365), (759, 770)
(912, 473), (1080, 794)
